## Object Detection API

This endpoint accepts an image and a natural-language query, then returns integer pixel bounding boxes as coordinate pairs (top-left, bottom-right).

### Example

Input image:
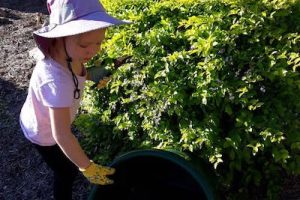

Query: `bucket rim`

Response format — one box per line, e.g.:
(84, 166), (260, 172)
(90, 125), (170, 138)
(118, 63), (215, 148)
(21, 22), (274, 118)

(88, 149), (217, 200)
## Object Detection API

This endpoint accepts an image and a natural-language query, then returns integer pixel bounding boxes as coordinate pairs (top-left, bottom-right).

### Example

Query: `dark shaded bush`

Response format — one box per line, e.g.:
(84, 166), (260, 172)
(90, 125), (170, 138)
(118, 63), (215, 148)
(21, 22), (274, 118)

(75, 0), (300, 198)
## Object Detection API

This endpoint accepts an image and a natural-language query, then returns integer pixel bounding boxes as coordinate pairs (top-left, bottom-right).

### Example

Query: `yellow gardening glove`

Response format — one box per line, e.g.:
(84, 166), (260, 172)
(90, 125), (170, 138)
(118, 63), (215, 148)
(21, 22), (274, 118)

(97, 76), (112, 89)
(79, 161), (115, 185)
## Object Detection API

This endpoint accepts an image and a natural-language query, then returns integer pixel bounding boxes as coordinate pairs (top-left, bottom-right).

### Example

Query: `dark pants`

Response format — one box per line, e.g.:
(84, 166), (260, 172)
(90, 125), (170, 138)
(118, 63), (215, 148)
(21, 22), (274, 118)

(34, 144), (78, 200)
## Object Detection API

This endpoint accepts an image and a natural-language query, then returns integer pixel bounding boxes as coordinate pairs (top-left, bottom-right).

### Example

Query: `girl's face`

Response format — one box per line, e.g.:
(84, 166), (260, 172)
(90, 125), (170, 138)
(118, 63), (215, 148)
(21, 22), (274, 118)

(65, 28), (106, 64)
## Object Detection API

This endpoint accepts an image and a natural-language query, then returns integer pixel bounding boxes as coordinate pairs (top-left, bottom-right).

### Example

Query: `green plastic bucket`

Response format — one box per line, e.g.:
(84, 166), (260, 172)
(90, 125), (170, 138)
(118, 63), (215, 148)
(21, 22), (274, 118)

(88, 149), (217, 200)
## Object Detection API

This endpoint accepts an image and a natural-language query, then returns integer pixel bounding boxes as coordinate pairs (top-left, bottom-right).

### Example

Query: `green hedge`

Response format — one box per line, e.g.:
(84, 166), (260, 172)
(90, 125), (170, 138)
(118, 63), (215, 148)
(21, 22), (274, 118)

(75, 0), (300, 198)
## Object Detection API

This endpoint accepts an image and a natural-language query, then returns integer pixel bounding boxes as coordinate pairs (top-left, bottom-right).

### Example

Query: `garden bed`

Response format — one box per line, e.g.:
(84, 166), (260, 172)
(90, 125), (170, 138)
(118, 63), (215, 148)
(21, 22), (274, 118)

(0, 0), (299, 199)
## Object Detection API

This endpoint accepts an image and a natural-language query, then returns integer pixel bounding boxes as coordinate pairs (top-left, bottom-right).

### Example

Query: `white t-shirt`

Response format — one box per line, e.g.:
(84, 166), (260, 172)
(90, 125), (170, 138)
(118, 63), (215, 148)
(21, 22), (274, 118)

(20, 57), (86, 146)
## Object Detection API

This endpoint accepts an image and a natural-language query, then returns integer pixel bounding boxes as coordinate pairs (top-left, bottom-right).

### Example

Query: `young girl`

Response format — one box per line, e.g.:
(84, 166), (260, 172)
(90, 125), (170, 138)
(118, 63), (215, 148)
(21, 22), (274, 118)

(19, 0), (129, 199)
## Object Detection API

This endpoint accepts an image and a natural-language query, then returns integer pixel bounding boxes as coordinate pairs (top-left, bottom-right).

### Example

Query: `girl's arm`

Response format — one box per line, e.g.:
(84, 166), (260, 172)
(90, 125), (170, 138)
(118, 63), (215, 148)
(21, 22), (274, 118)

(49, 107), (91, 169)
(49, 106), (115, 185)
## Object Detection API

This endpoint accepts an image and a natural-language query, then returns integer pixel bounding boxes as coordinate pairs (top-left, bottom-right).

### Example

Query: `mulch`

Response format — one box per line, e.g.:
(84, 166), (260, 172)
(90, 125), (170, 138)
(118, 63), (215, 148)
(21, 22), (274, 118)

(0, 1), (90, 199)
(0, 0), (299, 200)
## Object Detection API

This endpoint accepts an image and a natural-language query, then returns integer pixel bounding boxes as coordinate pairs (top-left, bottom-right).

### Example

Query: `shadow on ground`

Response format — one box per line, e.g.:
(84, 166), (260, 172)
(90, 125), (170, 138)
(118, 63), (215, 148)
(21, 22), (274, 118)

(0, 0), (48, 14)
(0, 77), (90, 200)
(0, 77), (53, 199)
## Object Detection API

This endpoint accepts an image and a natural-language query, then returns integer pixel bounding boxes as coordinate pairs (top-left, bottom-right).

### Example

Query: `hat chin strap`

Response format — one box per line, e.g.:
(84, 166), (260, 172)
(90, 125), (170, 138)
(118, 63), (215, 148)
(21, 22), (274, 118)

(63, 38), (80, 99)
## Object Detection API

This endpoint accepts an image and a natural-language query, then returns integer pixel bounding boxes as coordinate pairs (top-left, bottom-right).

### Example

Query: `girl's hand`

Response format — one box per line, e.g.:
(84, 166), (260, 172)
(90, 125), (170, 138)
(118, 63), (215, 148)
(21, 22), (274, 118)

(87, 55), (131, 83)
(97, 76), (112, 89)
(79, 161), (115, 185)
(87, 67), (110, 83)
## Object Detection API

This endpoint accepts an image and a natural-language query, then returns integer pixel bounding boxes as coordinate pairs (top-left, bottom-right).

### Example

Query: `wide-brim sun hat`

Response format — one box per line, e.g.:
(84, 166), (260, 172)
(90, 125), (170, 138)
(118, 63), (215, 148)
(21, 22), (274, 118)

(34, 0), (130, 55)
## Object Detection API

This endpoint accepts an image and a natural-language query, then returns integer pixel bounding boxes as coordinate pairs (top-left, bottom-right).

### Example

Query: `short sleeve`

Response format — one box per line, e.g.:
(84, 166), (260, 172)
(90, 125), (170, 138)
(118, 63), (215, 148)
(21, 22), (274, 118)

(39, 81), (73, 107)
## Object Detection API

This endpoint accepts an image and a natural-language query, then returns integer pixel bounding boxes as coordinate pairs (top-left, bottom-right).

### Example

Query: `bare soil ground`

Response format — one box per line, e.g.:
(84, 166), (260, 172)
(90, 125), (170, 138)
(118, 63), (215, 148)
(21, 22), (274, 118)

(0, 1), (90, 199)
(0, 0), (299, 200)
